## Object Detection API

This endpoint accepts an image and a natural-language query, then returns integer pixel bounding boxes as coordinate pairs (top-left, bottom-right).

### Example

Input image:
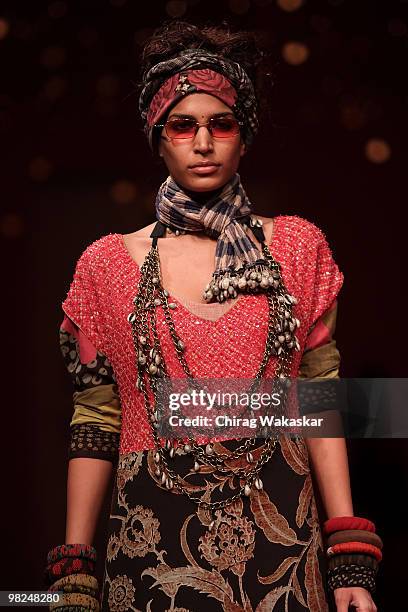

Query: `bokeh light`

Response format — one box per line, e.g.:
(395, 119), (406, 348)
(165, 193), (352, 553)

(40, 46), (67, 70)
(339, 93), (383, 130)
(365, 138), (391, 164)
(0, 18), (10, 40)
(42, 76), (67, 101)
(229, 0), (251, 13)
(282, 41), (309, 65)
(47, 1), (68, 19)
(110, 180), (138, 205)
(277, 0), (303, 12)
(0, 213), (25, 238)
(28, 157), (53, 182)
(165, 1), (188, 17)
(387, 18), (408, 37)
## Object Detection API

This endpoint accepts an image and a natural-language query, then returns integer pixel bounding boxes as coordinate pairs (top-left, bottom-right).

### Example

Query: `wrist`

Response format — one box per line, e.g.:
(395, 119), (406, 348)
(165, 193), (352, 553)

(322, 515), (382, 595)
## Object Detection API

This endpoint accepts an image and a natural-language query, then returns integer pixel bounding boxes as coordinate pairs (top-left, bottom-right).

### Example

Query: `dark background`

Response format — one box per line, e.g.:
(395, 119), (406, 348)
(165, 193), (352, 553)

(1, 0), (407, 609)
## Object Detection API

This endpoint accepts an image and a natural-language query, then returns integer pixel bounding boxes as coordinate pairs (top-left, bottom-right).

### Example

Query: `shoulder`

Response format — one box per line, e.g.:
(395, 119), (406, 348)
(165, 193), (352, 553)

(75, 225), (156, 275)
(82, 222), (156, 255)
(272, 214), (336, 256)
(273, 214), (327, 242)
(272, 215), (342, 282)
(73, 233), (122, 277)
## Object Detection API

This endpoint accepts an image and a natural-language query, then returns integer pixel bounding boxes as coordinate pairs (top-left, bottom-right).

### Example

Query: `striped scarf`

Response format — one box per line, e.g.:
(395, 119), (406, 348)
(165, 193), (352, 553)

(155, 173), (272, 303)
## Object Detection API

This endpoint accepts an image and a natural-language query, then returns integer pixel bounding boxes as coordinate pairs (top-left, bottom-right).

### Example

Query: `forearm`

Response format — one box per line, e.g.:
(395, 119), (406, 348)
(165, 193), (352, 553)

(305, 437), (354, 518)
(65, 457), (113, 544)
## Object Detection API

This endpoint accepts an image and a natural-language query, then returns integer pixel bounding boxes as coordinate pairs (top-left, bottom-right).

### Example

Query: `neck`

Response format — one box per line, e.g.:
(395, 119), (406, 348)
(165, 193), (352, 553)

(183, 186), (224, 204)
(174, 176), (233, 204)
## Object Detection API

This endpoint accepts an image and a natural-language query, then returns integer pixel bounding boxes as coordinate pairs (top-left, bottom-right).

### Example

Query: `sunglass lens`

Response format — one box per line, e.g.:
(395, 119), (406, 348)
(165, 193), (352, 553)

(211, 117), (239, 137)
(166, 119), (196, 139)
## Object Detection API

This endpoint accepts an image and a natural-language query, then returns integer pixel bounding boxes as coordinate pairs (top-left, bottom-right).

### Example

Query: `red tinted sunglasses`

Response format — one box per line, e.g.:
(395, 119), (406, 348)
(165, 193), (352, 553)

(156, 116), (243, 140)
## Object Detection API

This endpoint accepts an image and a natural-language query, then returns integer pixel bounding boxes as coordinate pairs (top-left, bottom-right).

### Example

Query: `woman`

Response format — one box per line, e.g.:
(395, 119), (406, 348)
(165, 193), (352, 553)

(46, 21), (381, 612)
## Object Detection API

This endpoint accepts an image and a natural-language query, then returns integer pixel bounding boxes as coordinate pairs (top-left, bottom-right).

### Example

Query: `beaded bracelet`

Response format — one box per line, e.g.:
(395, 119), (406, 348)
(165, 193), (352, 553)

(48, 580), (99, 599)
(327, 564), (376, 594)
(45, 557), (96, 586)
(48, 574), (99, 592)
(47, 544), (97, 565)
(49, 592), (100, 611)
(52, 584), (97, 598)
(47, 575), (100, 612)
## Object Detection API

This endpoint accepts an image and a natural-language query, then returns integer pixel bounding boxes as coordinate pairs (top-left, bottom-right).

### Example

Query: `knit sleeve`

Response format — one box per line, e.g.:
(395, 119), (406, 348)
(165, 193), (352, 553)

(61, 244), (106, 355)
(60, 314), (121, 463)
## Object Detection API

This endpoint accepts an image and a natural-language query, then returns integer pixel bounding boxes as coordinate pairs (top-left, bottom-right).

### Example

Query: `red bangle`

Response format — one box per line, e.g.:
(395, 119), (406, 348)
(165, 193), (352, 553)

(323, 516), (376, 536)
(327, 542), (382, 562)
(47, 543), (97, 564)
(45, 557), (96, 585)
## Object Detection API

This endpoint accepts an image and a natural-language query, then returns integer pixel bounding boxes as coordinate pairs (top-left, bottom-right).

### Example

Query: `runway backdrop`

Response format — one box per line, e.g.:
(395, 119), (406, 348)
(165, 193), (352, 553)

(1, 1), (407, 609)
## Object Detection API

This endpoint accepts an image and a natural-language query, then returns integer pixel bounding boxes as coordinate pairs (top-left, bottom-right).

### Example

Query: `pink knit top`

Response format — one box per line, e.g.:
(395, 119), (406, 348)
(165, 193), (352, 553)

(62, 215), (343, 453)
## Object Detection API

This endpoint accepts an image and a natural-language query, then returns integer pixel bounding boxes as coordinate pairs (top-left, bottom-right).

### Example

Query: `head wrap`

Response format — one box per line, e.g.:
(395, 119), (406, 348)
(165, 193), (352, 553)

(139, 48), (259, 150)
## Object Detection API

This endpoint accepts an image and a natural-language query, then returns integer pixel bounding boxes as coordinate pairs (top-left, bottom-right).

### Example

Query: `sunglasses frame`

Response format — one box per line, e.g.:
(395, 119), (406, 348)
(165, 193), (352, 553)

(155, 116), (244, 140)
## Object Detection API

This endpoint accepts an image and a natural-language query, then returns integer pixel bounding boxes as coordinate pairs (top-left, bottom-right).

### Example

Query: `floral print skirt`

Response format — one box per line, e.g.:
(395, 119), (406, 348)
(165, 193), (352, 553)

(100, 436), (332, 612)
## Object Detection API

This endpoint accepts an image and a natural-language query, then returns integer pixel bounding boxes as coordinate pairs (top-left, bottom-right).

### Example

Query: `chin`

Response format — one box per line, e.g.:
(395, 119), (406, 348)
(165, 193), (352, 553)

(180, 173), (233, 193)
(188, 180), (224, 192)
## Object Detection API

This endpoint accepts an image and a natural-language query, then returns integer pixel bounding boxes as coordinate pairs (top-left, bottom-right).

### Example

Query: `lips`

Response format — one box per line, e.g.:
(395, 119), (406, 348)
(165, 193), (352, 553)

(189, 162), (220, 168)
(189, 164), (220, 175)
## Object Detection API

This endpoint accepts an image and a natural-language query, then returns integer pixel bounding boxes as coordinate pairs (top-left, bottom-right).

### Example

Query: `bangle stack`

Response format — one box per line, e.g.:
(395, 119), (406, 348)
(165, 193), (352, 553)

(323, 516), (383, 594)
(45, 544), (99, 611)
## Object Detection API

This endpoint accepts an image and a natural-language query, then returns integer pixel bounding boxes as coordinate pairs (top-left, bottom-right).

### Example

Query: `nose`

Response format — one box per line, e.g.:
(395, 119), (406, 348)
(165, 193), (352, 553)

(192, 125), (214, 153)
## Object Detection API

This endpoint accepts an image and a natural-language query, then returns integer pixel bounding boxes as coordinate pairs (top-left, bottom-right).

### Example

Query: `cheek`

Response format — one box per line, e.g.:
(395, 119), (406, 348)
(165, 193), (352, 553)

(223, 143), (243, 167)
(161, 144), (187, 169)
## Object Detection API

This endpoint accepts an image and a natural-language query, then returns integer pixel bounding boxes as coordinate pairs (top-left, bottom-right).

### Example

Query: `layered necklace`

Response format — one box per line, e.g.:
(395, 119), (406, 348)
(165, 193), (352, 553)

(127, 216), (301, 523)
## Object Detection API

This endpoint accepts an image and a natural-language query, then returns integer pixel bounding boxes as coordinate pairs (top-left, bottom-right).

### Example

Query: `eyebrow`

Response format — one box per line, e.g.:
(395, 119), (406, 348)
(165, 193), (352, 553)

(167, 112), (234, 120)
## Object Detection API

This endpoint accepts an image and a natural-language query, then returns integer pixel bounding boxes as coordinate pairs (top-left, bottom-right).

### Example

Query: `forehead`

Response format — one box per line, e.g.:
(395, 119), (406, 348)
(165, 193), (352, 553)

(168, 92), (233, 119)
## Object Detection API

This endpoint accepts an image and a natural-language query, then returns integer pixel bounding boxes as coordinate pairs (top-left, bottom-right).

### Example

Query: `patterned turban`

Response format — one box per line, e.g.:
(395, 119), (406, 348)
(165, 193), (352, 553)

(138, 48), (259, 151)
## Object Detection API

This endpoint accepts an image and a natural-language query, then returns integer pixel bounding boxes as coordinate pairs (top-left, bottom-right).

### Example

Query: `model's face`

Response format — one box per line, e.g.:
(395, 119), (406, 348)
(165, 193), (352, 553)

(158, 93), (246, 192)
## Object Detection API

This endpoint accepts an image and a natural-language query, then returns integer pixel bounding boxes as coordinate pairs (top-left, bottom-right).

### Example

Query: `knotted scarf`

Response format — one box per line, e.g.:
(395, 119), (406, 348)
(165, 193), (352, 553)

(155, 173), (275, 303)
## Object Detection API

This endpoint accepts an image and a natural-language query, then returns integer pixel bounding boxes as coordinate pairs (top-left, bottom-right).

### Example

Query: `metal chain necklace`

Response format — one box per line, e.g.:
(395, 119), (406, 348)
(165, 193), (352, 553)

(127, 217), (301, 523)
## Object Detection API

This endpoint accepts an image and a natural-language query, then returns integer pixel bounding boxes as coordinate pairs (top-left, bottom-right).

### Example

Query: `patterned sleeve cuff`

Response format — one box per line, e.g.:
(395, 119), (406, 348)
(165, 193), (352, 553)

(299, 301), (341, 379)
(69, 424), (119, 463)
